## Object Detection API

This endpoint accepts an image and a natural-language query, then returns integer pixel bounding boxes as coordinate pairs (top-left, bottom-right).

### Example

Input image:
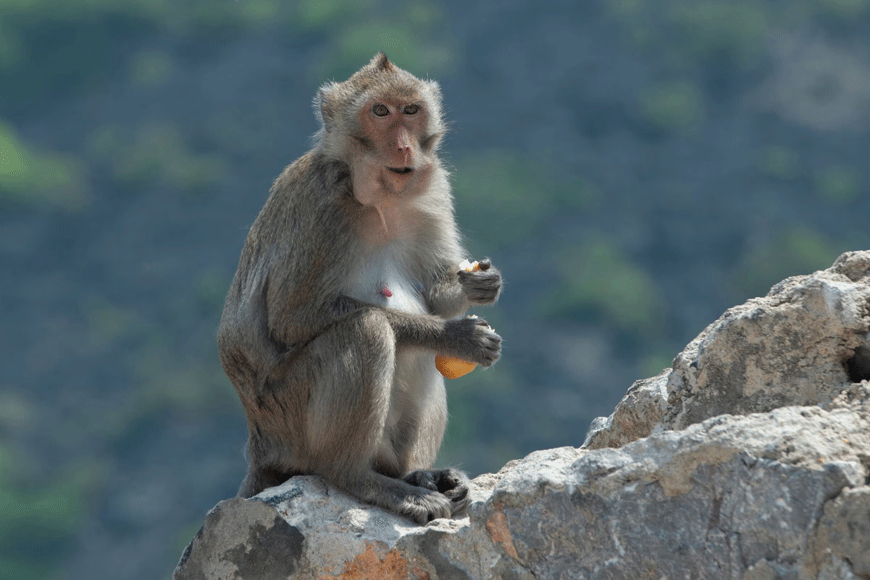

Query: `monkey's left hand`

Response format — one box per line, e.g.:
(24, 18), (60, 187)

(457, 259), (501, 305)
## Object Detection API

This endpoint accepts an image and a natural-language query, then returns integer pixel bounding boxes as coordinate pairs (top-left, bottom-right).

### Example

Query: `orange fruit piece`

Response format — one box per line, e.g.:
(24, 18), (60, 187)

(436, 264), (486, 379)
(435, 354), (478, 379)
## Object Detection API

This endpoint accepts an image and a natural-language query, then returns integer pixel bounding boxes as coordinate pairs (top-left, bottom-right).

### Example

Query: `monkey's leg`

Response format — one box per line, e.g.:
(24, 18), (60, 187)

(305, 308), (454, 524)
(333, 297), (501, 368)
(238, 463), (294, 499)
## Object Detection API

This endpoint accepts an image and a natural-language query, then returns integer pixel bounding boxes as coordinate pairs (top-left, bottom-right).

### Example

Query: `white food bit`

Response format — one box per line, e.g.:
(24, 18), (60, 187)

(459, 259), (480, 272)
(465, 314), (492, 330)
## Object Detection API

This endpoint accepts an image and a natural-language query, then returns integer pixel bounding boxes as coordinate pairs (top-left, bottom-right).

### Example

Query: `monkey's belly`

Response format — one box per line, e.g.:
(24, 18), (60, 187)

(346, 254), (446, 468)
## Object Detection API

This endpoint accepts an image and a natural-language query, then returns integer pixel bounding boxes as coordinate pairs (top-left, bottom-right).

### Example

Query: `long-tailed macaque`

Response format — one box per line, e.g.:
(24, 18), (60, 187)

(217, 53), (502, 524)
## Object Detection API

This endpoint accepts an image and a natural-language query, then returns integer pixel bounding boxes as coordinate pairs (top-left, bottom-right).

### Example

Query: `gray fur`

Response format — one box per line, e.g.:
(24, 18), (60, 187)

(218, 54), (501, 525)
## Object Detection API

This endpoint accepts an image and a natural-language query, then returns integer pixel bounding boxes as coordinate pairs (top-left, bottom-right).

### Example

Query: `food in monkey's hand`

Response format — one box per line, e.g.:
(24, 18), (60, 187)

(458, 259), (480, 272)
(435, 313), (491, 379)
(435, 353), (478, 379)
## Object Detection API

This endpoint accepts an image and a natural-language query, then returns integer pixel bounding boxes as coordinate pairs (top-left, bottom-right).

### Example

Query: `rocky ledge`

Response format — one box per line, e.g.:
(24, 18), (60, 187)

(174, 251), (870, 580)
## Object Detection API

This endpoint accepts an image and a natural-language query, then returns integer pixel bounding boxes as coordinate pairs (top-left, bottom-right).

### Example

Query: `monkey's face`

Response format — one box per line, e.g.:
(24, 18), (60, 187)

(351, 99), (436, 208)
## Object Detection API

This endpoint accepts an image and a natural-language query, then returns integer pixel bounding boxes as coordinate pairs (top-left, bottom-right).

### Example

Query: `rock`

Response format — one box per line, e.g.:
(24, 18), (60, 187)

(581, 369), (669, 449)
(585, 249), (870, 448)
(174, 251), (870, 580)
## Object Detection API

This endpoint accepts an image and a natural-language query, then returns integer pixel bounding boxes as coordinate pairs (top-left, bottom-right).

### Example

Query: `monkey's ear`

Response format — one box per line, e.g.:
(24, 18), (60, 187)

(371, 52), (395, 73)
(315, 83), (337, 131)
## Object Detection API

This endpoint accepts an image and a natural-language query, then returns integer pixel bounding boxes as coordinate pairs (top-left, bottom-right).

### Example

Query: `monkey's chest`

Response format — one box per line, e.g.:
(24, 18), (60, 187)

(345, 253), (427, 315)
(373, 275), (426, 314)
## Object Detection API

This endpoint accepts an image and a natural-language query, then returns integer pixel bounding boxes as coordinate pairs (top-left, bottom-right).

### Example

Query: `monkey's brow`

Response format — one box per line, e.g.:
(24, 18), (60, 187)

(368, 96), (423, 107)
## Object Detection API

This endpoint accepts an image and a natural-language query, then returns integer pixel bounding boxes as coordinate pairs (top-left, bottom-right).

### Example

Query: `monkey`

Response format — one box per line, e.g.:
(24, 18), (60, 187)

(217, 53), (502, 525)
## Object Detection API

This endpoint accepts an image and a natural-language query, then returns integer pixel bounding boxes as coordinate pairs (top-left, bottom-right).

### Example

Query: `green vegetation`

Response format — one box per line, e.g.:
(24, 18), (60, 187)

(193, 269), (232, 316)
(129, 50), (174, 88)
(730, 228), (841, 299)
(640, 353), (675, 378)
(87, 124), (225, 195)
(814, 0), (869, 21)
(0, 122), (88, 210)
(133, 343), (234, 415)
(0, 444), (99, 580)
(607, 0), (770, 72)
(815, 165), (861, 204)
(758, 146), (802, 181)
(452, 151), (599, 252)
(0, 392), (34, 431)
(0, 19), (23, 71)
(295, 0), (375, 29)
(313, 3), (453, 81)
(440, 366), (522, 473)
(541, 238), (663, 335)
(0, 0), (285, 36)
(84, 299), (148, 352)
(669, 2), (770, 70)
(639, 80), (705, 133)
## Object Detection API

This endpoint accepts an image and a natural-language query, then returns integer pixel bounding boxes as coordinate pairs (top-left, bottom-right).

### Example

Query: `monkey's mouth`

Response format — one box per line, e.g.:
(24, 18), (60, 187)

(387, 167), (414, 175)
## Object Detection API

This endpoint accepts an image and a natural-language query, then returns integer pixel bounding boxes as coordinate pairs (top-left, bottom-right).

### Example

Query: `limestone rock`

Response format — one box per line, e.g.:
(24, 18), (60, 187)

(174, 251), (870, 580)
(585, 249), (870, 448)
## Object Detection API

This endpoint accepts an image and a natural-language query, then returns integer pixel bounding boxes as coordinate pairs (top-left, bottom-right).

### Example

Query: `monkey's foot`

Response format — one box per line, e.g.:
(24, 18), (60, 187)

(398, 486), (453, 525)
(403, 468), (470, 518)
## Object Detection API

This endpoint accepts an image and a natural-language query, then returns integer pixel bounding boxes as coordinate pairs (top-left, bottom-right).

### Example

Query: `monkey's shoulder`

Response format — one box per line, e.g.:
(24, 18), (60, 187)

(270, 152), (348, 202)
(247, 153), (351, 244)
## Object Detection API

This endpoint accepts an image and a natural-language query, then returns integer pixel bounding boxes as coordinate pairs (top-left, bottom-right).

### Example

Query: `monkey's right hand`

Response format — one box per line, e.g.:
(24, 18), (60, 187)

(443, 316), (501, 368)
(457, 258), (502, 305)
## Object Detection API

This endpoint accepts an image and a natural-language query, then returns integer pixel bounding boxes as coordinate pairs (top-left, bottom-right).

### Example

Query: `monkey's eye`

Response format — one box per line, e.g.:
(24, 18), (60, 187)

(372, 104), (389, 117)
(403, 104), (419, 115)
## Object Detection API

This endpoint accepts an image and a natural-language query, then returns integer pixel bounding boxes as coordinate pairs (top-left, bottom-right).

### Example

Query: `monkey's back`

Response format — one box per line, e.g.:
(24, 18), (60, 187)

(217, 153), (354, 402)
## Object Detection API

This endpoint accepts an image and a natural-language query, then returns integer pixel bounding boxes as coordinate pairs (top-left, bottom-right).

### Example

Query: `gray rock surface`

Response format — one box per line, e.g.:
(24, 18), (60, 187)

(174, 251), (870, 580)
(585, 249), (870, 449)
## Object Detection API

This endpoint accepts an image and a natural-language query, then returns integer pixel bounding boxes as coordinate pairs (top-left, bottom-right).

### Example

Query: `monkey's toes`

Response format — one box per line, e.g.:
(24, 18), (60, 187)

(401, 489), (452, 525)
(448, 491), (470, 518)
(403, 470), (439, 491)
(432, 468), (470, 517)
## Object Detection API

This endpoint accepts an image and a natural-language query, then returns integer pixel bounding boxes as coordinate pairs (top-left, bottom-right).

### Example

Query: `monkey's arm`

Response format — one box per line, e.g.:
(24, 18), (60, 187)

(334, 295), (501, 367)
(426, 270), (469, 319)
(426, 259), (502, 318)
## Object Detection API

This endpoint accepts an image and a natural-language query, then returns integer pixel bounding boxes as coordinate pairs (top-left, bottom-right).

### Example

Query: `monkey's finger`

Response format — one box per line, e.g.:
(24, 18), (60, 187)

(477, 259), (491, 271)
(458, 267), (499, 280)
(404, 470), (439, 491)
(457, 273), (499, 291)
(469, 271), (500, 284)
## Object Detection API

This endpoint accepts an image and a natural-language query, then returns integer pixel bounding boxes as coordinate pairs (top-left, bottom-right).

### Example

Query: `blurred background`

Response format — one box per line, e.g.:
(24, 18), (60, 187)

(2, 0), (869, 578)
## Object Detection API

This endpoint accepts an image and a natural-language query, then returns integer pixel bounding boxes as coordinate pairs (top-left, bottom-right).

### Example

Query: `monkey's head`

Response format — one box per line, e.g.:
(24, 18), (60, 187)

(313, 53), (447, 208)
